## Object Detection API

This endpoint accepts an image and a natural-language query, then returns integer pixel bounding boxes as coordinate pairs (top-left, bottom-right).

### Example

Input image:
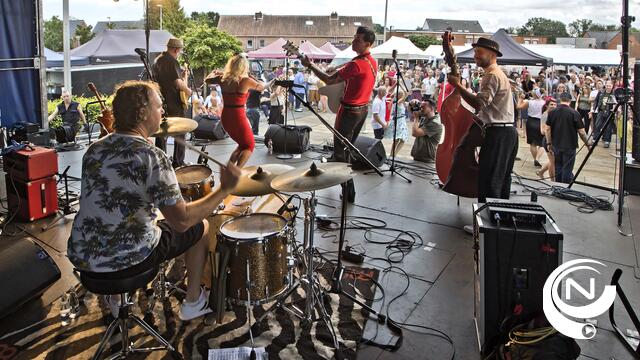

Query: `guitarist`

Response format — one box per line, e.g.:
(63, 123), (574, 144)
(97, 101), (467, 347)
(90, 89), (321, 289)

(300, 26), (377, 203)
(152, 37), (191, 168)
(446, 38), (518, 206)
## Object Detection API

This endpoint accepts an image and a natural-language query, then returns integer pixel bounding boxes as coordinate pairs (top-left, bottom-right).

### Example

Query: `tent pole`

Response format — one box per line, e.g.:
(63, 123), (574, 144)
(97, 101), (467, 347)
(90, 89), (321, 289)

(63, 0), (71, 92)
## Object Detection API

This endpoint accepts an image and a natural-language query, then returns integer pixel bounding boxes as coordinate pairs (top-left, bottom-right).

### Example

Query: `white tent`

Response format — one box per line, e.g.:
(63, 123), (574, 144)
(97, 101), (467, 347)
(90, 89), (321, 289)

(523, 44), (621, 66)
(330, 46), (358, 67)
(371, 36), (431, 59)
(424, 44), (472, 60)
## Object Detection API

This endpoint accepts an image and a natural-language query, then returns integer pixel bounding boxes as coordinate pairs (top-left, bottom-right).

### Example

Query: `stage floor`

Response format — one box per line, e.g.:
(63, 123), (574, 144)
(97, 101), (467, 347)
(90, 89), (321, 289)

(0, 130), (639, 360)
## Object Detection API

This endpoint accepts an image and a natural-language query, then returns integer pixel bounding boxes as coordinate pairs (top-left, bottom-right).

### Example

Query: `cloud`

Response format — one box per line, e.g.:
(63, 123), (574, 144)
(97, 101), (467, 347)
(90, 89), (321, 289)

(44, 0), (640, 33)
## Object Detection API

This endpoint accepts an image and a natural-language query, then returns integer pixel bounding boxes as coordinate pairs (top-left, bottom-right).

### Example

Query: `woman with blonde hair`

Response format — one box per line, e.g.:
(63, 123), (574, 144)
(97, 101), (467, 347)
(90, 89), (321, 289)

(206, 53), (271, 167)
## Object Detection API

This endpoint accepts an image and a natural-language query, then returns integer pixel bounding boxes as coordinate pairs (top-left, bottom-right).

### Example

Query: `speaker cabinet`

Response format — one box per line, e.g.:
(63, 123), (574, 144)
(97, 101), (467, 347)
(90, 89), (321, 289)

(352, 136), (387, 170)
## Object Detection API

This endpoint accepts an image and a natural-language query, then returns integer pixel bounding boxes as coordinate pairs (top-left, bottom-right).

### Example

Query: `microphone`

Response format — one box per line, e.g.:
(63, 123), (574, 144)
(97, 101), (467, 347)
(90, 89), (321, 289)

(134, 48), (147, 58)
(392, 49), (397, 60)
(277, 195), (296, 216)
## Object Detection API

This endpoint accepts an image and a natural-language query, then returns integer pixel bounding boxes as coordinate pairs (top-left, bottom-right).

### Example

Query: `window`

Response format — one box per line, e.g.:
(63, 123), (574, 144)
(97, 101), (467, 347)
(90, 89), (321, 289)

(465, 38), (473, 44)
(247, 39), (253, 49)
(340, 22), (345, 26)
(260, 39), (265, 47)
(305, 20), (313, 26)
(354, 22), (361, 26)
(524, 40), (530, 44)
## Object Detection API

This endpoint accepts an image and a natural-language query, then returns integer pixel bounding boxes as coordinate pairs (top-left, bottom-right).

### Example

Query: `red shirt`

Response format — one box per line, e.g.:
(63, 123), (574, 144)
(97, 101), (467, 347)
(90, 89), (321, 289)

(338, 52), (377, 106)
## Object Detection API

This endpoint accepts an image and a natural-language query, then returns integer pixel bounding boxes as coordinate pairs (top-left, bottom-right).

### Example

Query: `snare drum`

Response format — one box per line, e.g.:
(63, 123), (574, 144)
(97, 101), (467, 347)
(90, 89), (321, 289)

(175, 164), (214, 202)
(218, 213), (290, 305)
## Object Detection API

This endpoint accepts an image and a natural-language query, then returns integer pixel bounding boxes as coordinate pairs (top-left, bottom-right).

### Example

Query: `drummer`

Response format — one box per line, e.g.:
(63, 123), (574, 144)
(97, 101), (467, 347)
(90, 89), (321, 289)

(67, 80), (241, 321)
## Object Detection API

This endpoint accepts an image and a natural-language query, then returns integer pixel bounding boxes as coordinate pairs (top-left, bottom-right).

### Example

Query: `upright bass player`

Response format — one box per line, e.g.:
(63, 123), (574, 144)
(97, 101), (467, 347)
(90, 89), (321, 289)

(446, 38), (518, 215)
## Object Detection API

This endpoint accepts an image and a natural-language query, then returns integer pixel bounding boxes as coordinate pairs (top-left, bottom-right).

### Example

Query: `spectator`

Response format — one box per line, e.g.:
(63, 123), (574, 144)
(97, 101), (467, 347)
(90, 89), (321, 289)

(537, 97), (557, 179)
(545, 92), (591, 183)
(410, 98), (443, 163)
(592, 81), (616, 148)
(371, 87), (388, 139)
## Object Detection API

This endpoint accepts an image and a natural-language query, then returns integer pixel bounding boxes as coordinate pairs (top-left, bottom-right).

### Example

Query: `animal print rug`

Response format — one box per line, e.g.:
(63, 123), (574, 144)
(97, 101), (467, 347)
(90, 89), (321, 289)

(6, 264), (378, 359)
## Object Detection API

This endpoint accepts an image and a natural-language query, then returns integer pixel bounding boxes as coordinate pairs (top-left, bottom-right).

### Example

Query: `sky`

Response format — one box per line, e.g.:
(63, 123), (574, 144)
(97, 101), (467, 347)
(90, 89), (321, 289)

(43, 0), (640, 33)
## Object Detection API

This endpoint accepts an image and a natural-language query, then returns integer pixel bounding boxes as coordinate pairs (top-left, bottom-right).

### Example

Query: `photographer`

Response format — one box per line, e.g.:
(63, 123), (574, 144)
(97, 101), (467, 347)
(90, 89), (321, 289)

(409, 98), (443, 163)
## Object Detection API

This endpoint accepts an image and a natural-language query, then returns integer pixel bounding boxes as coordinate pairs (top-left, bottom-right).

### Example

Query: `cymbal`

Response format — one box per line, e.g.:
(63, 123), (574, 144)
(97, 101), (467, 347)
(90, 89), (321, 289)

(153, 117), (198, 137)
(271, 162), (354, 192)
(232, 164), (295, 197)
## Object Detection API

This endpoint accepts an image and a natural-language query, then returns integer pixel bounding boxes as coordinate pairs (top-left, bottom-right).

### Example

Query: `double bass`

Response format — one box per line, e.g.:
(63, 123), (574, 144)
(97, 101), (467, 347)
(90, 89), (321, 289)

(435, 31), (484, 198)
(87, 82), (114, 137)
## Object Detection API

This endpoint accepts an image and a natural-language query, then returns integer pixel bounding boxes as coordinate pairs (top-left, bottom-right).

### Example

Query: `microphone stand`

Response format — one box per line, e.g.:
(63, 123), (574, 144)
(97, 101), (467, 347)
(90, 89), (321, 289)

(276, 57), (294, 159)
(285, 88), (387, 323)
(375, 51), (412, 183)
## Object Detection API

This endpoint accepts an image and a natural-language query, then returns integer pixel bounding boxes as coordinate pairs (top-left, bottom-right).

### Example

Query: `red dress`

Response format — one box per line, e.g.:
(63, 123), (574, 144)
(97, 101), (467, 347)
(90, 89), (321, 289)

(221, 92), (255, 151)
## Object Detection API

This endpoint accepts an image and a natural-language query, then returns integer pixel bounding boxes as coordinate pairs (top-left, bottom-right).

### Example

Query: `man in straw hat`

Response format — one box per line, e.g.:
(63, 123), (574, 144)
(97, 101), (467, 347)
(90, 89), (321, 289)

(447, 38), (518, 229)
(152, 37), (192, 168)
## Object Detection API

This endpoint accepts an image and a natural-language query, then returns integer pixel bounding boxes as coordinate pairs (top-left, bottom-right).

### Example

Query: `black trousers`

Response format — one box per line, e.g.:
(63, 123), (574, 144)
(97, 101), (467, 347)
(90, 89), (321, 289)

(155, 107), (186, 167)
(578, 109), (591, 134)
(478, 126), (519, 203)
(333, 105), (369, 163)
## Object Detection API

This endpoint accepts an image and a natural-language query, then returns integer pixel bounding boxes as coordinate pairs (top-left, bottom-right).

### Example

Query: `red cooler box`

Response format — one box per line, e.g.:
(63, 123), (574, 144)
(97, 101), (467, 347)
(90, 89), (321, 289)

(4, 146), (58, 182)
(6, 175), (58, 222)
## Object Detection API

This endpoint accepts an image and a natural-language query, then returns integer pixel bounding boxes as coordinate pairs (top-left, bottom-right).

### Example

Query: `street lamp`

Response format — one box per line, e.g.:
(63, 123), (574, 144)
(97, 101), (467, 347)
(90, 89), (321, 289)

(157, 4), (163, 30)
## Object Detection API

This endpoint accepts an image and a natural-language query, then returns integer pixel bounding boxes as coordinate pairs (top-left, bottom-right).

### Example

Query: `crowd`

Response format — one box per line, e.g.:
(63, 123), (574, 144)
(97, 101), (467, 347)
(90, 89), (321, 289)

(185, 57), (628, 183)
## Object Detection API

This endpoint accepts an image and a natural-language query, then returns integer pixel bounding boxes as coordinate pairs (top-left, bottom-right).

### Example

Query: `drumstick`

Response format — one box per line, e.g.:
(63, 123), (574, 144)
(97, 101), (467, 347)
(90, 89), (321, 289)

(173, 137), (227, 169)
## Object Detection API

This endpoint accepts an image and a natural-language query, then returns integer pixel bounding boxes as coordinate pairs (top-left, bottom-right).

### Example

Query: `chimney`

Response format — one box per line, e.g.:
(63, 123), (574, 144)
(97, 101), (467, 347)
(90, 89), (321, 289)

(254, 12), (263, 20)
(330, 12), (338, 21)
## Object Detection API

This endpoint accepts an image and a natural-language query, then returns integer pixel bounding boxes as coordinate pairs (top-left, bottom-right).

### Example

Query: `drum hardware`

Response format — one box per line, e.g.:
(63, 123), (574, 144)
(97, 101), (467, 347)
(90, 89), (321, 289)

(147, 259), (186, 313)
(173, 136), (227, 169)
(152, 117), (198, 137)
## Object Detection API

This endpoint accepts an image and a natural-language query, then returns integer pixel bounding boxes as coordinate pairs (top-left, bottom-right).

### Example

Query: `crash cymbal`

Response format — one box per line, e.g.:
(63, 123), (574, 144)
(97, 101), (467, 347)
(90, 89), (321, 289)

(232, 164), (295, 197)
(271, 162), (354, 193)
(152, 117), (198, 137)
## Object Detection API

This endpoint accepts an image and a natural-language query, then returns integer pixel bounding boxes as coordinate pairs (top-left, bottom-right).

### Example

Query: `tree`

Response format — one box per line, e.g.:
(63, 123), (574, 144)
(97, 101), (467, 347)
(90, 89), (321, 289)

(105, 22), (117, 30)
(182, 22), (242, 77)
(75, 23), (95, 45)
(568, 19), (592, 37)
(505, 26), (519, 34)
(44, 16), (63, 51)
(191, 11), (219, 28)
(406, 34), (440, 50)
(148, 0), (189, 37)
(517, 17), (569, 43)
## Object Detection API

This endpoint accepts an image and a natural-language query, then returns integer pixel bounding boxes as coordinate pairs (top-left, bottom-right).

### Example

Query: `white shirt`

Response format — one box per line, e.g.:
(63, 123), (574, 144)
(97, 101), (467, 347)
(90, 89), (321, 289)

(307, 74), (319, 91)
(589, 89), (599, 112)
(422, 77), (437, 95)
(527, 99), (545, 119)
(371, 96), (386, 130)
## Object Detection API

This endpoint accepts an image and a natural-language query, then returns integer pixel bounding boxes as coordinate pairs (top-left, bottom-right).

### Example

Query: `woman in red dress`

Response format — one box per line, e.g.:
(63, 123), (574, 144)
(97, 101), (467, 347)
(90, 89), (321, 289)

(206, 54), (270, 167)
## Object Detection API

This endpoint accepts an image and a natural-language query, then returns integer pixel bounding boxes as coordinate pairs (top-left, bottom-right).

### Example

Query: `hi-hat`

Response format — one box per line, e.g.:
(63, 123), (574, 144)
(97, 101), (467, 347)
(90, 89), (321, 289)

(153, 117), (198, 137)
(271, 162), (354, 192)
(232, 164), (295, 197)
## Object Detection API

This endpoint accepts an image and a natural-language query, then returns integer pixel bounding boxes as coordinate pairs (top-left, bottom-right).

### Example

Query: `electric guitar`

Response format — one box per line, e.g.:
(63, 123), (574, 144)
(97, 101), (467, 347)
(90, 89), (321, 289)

(282, 40), (344, 113)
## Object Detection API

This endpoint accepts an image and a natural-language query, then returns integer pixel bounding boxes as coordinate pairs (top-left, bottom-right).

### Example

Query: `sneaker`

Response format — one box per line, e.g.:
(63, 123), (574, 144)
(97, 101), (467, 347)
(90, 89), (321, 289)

(294, 108), (303, 112)
(103, 295), (120, 318)
(604, 142), (610, 148)
(534, 160), (542, 167)
(463, 225), (474, 235)
(179, 287), (212, 321)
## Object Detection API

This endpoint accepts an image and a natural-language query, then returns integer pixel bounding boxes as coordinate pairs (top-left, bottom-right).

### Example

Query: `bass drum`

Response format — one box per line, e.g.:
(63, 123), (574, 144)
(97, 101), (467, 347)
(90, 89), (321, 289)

(201, 193), (294, 289)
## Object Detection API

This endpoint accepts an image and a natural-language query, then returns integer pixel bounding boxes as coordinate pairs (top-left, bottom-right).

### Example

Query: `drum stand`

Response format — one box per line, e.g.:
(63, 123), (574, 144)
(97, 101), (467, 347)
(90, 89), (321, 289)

(147, 259), (186, 313)
(255, 192), (344, 358)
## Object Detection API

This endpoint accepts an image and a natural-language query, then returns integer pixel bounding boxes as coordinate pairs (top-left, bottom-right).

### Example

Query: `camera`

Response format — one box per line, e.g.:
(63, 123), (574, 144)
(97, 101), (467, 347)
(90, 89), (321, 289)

(409, 101), (422, 112)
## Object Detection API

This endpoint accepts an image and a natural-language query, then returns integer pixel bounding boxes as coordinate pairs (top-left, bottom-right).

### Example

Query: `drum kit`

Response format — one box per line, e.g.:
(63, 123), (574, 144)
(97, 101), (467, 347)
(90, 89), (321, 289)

(152, 117), (356, 357)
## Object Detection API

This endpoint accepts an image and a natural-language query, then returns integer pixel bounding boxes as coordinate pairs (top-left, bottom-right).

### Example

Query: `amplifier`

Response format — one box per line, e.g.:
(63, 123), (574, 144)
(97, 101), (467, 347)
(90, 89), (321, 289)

(3, 146), (58, 181)
(352, 136), (387, 170)
(193, 115), (228, 140)
(264, 124), (312, 154)
(6, 175), (58, 222)
(0, 237), (61, 319)
(28, 129), (54, 147)
(473, 201), (563, 355)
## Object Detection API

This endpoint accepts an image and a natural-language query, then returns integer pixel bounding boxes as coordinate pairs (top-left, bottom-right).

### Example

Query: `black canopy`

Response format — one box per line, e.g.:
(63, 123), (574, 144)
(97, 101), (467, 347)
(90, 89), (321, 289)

(70, 29), (173, 65)
(456, 29), (552, 67)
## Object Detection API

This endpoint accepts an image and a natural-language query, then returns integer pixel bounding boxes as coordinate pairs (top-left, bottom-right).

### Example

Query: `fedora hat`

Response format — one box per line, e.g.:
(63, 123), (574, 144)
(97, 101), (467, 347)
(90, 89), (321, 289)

(166, 38), (184, 48)
(472, 37), (502, 57)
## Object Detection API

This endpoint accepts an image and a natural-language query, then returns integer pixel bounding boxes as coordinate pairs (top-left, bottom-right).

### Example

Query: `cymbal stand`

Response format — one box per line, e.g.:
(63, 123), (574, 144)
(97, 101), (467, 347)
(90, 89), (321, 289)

(255, 192), (343, 358)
